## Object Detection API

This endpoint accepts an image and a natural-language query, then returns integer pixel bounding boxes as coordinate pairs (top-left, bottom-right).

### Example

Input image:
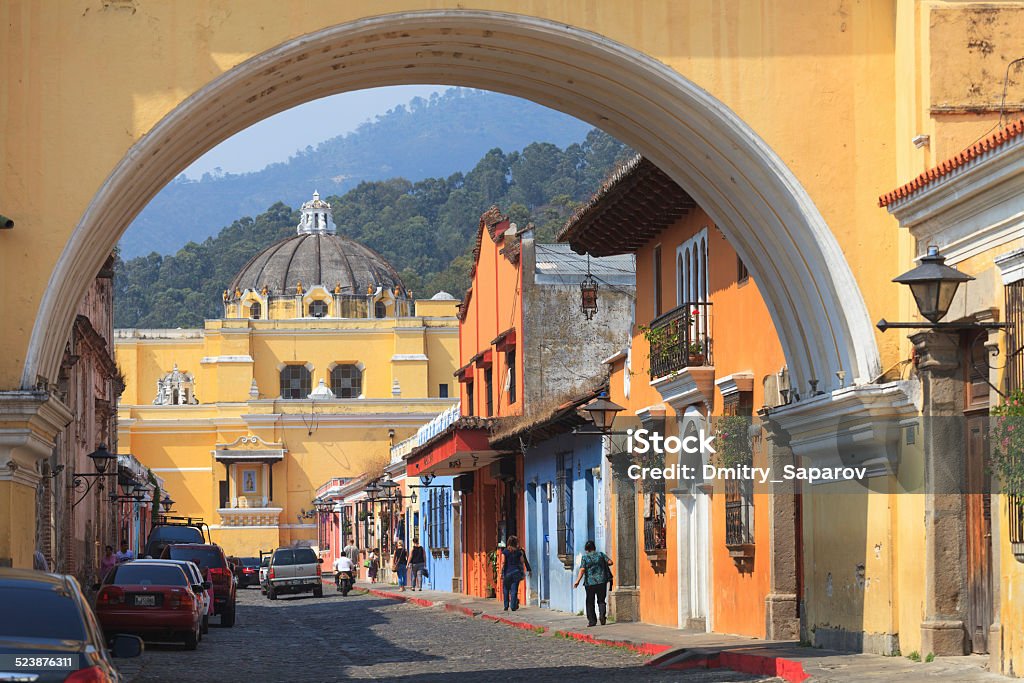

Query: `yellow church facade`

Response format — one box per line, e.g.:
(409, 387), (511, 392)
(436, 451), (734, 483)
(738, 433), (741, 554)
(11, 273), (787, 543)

(115, 193), (459, 557)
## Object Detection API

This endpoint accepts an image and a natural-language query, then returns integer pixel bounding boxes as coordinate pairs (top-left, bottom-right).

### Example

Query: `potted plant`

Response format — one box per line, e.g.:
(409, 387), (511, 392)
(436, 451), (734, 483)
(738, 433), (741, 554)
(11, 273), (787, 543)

(991, 391), (1024, 562)
(357, 510), (371, 522)
(686, 340), (705, 366)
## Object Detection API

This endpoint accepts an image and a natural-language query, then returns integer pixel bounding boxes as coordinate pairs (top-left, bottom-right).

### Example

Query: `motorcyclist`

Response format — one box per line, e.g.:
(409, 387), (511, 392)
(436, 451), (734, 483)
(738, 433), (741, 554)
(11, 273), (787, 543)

(333, 553), (355, 591)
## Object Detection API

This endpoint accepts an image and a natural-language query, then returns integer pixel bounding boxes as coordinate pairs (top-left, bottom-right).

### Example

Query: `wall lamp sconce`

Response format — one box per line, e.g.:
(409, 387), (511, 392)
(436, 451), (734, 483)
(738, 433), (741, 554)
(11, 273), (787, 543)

(71, 444), (119, 509)
(878, 246), (1017, 395)
(0, 214), (13, 230)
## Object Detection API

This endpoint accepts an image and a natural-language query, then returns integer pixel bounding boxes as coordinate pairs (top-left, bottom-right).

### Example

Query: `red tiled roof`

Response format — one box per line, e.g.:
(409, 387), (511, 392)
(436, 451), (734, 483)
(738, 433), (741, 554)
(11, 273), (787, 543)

(879, 118), (1024, 208)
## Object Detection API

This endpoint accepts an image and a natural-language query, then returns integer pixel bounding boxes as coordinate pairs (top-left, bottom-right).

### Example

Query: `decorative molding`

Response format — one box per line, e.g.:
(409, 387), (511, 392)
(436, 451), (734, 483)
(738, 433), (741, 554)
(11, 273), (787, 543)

(995, 248), (1024, 285)
(391, 354), (429, 362)
(0, 391), (74, 487)
(216, 507), (283, 527)
(767, 382), (919, 477)
(149, 467), (214, 473)
(715, 372), (754, 400)
(651, 367), (716, 411)
(200, 355), (254, 364)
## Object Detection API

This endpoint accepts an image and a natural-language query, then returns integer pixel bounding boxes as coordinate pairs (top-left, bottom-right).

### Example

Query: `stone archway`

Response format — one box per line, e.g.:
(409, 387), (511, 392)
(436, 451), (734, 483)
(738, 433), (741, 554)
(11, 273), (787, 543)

(22, 10), (879, 397)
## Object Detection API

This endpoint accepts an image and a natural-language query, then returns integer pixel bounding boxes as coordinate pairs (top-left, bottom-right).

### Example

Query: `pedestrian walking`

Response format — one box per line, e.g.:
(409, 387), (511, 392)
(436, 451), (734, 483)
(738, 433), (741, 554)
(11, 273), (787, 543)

(499, 536), (530, 612)
(367, 549), (380, 583)
(343, 537), (360, 568)
(115, 541), (134, 563)
(573, 540), (614, 627)
(392, 540), (408, 591)
(99, 545), (117, 579)
(409, 538), (427, 590)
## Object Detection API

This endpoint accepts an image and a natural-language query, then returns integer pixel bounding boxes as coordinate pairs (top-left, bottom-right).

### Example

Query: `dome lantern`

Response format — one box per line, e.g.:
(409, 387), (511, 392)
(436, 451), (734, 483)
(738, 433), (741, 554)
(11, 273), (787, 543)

(297, 190), (335, 235)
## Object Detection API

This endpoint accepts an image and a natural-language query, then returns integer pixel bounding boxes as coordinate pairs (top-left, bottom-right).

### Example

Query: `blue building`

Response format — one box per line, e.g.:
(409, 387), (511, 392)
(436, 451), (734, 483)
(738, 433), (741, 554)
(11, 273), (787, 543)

(490, 390), (607, 614)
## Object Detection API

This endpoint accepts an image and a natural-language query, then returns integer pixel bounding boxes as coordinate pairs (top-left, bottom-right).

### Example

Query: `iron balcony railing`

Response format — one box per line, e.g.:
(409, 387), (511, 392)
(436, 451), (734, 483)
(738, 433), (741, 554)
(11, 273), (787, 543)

(647, 301), (713, 379)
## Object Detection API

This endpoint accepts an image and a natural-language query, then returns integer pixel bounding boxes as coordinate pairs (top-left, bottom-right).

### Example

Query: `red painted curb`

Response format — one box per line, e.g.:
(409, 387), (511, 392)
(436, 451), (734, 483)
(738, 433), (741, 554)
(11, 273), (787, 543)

(647, 649), (809, 683)
(444, 603), (478, 618)
(554, 630), (671, 656)
(481, 613), (547, 632)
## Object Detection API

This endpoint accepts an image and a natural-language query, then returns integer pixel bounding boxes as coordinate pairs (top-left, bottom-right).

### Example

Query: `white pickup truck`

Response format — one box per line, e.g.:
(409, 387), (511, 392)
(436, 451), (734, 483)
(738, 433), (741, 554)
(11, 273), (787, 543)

(266, 547), (324, 600)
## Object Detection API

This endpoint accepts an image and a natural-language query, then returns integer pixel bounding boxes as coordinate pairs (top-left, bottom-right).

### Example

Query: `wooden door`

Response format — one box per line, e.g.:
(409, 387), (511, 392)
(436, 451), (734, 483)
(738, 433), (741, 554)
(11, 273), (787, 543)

(965, 413), (993, 654)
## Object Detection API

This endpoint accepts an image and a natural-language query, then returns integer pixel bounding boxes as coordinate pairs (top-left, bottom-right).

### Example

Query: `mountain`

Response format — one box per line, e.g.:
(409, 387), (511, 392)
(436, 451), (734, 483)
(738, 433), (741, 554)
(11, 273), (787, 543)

(119, 88), (594, 258)
(113, 130), (633, 329)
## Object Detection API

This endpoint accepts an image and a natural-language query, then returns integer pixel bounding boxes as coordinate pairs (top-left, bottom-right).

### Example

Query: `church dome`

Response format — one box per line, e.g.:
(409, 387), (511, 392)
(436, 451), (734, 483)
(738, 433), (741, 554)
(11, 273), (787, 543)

(229, 191), (405, 296)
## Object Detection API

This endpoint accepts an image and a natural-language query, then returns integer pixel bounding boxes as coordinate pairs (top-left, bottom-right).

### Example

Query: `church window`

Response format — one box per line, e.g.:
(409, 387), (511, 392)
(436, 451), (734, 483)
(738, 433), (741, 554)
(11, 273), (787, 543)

(280, 365), (311, 399)
(249, 301), (261, 319)
(374, 301), (387, 319)
(309, 300), (328, 318)
(330, 364), (362, 399)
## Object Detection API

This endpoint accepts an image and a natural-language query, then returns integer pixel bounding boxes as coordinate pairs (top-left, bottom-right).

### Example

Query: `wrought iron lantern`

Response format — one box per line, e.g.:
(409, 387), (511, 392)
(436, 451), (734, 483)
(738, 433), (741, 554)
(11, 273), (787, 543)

(580, 272), (599, 320)
(160, 494), (175, 513)
(893, 245), (974, 323)
(583, 391), (625, 434)
(88, 444), (117, 474)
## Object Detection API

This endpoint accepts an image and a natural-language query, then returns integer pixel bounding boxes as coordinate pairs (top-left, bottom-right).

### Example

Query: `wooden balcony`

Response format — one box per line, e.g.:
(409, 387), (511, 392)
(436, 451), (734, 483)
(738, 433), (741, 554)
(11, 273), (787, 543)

(646, 302), (713, 379)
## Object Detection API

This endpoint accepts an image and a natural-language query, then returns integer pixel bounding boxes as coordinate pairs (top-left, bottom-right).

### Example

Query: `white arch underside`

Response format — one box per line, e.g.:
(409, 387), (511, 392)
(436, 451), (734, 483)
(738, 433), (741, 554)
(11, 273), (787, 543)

(23, 10), (880, 393)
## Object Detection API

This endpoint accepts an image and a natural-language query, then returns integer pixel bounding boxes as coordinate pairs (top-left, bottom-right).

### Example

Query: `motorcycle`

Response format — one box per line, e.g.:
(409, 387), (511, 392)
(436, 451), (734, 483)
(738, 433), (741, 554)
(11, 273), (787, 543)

(336, 570), (353, 596)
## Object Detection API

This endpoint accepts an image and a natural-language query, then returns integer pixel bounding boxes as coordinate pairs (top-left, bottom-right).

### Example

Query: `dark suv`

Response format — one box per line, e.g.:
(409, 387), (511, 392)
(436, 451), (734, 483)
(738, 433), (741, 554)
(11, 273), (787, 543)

(160, 544), (237, 626)
(143, 517), (208, 559)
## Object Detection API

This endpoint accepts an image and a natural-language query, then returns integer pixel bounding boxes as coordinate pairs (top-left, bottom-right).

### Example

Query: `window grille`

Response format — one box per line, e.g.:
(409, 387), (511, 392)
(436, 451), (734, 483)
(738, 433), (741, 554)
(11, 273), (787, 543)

(725, 479), (754, 545)
(1006, 281), (1024, 549)
(643, 492), (667, 553)
(250, 301), (261, 319)
(330, 364), (362, 398)
(279, 365), (311, 399)
(556, 453), (573, 566)
(309, 300), (328, 318)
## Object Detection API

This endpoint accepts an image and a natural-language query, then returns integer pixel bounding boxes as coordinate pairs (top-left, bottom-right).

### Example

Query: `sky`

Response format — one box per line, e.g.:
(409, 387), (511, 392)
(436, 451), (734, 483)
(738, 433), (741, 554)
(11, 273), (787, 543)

(183, 85), (448, 178)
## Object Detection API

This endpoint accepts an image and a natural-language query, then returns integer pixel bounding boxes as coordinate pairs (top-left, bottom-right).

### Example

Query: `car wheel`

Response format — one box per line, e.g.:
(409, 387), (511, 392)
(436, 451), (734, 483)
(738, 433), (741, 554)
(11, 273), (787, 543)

(183, 628), (199, 651)
(202, 615), (209, 634)
(222, 600), (236, 627)
(267, 586), (277, 600)
(313, 585), (323, 598)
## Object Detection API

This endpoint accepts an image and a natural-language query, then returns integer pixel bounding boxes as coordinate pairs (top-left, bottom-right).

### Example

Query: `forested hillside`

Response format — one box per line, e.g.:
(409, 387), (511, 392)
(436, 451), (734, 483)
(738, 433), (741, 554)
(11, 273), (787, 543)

(114, 130), (632, 329)
(120, 88), (593, 257)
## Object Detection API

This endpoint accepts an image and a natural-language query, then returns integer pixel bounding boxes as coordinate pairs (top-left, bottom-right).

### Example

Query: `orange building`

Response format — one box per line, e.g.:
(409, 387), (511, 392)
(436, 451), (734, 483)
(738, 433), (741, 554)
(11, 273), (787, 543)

(560, 157), (799, 639)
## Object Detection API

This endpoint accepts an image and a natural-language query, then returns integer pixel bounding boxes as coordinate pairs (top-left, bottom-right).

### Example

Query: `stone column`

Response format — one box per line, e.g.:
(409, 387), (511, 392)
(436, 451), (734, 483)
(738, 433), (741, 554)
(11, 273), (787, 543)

(760, 413), (800, 641)
(607, 450), (639, 622)
(0, 391), (73, 568)
(911, 331), (969, 656)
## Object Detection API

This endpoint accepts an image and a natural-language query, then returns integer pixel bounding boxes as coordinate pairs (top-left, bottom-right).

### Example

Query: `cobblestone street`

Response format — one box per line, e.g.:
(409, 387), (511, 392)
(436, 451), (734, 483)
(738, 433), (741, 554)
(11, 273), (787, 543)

(117, 586), (780, 682)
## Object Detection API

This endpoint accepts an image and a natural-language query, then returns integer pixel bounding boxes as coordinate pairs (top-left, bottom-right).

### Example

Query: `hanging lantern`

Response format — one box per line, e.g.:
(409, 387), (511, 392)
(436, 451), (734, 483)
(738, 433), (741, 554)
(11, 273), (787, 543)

(580, 255), (599, 320)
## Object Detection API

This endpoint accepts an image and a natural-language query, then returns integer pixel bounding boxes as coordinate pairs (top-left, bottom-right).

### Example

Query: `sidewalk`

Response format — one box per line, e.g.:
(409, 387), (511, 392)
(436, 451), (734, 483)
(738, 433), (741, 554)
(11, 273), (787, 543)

(357, 582), (1008, 683)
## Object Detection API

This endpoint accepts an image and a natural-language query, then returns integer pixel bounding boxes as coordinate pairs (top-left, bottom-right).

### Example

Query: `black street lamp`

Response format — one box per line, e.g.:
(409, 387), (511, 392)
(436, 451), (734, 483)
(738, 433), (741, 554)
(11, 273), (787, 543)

(71, 444), (120, 509)
(160, 494), (175, 513)
(583, 392), (625, 434)
(893, 245), (974, 324)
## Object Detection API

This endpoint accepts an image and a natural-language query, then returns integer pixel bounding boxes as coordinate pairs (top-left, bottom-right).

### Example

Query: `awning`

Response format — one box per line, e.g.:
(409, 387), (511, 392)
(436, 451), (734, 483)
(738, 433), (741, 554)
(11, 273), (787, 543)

(405, 419), (507, 477)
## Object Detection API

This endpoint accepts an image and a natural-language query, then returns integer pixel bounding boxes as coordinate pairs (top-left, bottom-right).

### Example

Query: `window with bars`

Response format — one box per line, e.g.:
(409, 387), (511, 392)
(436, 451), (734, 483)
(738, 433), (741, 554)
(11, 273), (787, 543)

(309, 299), (328, 318)
(506, 349), (517, 405)
(643, 491), (667, 553)
(279, 365), (311, 399)
(249, 301), (262, 319)
(330, 364), (362, 398)
(556, 453), (573, 566)
(484, 367), (494, 417)
(723, 391), (755, 549)
(1006, 280), (1024, 549)
(426, 487), (450, 551)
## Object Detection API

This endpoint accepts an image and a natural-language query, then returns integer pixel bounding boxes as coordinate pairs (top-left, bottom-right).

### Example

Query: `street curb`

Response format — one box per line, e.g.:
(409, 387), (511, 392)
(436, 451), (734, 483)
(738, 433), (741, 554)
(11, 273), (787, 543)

(555, 630), (670, 656)
(367, 587), (436, 608)
(482, 613), (548, 633)
(444, 603), (480, 618)
(645, 648), (809, 683)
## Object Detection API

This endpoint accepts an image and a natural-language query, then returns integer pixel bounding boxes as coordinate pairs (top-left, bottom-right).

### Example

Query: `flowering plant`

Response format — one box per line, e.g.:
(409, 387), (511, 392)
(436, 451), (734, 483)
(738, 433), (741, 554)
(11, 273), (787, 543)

(991, 391), (1024, 501)
(714, 415), (753, 469)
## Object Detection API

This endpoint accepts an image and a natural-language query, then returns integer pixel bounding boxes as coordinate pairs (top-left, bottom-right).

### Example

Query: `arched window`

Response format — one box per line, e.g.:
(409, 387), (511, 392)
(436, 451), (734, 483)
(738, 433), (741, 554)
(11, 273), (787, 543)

(309, 300), (328, 318)
(330, 364), (362, 399)
(249, 301), (262, 319)
(374, 301), (387, 319)
(280, 365), (311, 399)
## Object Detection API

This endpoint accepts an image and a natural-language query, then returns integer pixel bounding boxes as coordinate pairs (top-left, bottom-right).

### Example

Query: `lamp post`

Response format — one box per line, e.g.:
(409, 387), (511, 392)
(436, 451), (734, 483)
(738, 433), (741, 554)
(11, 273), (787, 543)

(582, 392), (626, 434)
(70, 444), (120, 509)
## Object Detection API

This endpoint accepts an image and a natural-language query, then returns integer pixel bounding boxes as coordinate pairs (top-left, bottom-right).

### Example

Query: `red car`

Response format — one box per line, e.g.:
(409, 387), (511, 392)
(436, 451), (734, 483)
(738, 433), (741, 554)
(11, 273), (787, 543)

(94, 561), (205, 650)
(160, 543), (236, 626)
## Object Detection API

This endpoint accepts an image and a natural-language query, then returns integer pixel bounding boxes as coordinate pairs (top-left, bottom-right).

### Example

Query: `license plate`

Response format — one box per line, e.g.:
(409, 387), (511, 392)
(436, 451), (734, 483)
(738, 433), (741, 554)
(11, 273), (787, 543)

(134, 595), (156, 606)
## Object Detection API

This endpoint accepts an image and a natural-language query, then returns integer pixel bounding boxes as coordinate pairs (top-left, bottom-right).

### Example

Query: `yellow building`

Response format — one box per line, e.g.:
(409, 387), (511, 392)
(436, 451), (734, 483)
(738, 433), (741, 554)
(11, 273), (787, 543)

(116, 192), (459, 557)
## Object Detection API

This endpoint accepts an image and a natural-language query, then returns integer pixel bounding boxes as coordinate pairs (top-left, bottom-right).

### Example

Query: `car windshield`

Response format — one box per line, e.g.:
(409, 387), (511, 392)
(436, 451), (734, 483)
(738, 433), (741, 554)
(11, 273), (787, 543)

(108, 564), (188, 586)
(239, 557), (260, 567)
(167, 547), (223, 570)
(0, 586), (86, 640)
(149, 526), (203, 542)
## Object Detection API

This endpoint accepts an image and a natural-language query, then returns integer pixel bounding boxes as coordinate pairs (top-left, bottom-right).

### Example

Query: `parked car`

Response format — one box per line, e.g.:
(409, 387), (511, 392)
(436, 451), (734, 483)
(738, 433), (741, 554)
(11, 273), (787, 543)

(234, 557), (261, 588)
(266, 547), (323, 600)
(134, 558), (212, 634)
(258, 553), (272, 594)
(94, 561), (204, 650)
(159, 543), (236, 626)
(0, 568), (142, 682)
(142, 516), (208, 559)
